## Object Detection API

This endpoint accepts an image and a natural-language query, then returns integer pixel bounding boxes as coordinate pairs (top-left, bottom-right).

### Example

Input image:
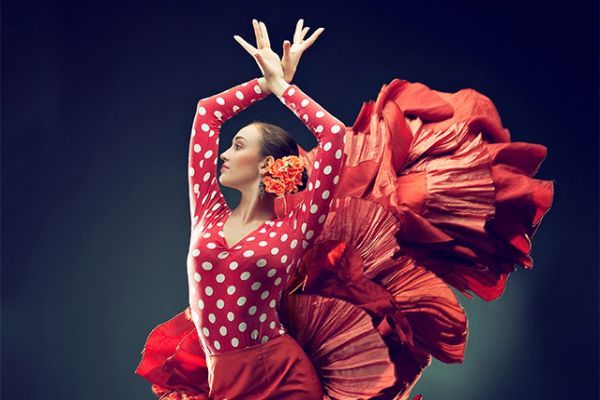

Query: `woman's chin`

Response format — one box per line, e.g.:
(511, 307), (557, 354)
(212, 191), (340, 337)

(218, 176), (231, 188)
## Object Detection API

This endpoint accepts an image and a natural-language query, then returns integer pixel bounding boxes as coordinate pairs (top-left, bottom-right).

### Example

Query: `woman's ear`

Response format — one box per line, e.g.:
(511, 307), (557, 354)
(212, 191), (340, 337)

(259, 155), (275, 175)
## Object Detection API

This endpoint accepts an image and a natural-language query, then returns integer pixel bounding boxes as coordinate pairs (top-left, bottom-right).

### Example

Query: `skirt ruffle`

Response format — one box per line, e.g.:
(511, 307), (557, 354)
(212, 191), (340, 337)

(134, 308), (210, 399)
(277, 77), (554, 398)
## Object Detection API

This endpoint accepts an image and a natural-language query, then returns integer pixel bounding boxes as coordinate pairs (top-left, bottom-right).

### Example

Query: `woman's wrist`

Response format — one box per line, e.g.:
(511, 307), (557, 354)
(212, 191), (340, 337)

(283, 68), (296, 84)
(267, 76), (291, 98)
(256, 77), (272, 95)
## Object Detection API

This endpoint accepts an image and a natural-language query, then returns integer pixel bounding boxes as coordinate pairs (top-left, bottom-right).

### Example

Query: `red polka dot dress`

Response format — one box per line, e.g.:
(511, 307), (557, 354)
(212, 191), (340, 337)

(186, 77), (346, 355)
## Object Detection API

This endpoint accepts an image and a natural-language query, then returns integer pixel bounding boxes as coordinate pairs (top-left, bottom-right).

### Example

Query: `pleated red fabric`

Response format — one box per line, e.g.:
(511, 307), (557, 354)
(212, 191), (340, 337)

(135, 77), (555, 400)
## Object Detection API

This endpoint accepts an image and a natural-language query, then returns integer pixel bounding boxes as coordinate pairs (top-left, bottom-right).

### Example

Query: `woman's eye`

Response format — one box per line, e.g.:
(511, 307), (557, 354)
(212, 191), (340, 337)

(234, 144), (241, 150)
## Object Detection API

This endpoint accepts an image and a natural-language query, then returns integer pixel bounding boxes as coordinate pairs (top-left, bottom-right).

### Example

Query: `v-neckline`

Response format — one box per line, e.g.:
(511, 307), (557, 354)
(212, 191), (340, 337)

(220, 210), (274, 250)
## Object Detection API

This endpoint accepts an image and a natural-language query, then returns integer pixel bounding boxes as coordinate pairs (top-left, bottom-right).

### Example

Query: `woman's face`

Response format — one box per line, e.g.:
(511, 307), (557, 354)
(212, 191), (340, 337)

(219, 124), (272, 190)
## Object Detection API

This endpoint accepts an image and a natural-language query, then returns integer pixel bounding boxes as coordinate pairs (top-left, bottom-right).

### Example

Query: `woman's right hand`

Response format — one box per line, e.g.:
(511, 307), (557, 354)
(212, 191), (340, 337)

(234, 19), (285, 84)
(281, 19), (325, 83)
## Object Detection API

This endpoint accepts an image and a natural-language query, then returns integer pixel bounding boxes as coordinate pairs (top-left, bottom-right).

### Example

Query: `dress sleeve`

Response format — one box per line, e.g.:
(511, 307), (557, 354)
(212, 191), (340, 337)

(188, 77), (270, 227)
(278, 84), (346, 248)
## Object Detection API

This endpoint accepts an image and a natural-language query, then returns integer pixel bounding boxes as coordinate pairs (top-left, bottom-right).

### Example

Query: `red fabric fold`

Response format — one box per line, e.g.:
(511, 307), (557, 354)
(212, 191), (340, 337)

(134, 308), (210, 398)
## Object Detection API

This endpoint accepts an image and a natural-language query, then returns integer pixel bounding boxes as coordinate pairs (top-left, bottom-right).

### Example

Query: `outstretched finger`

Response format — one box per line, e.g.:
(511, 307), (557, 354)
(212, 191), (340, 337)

(302, 27), (324, 49)
(233, 34), (258, 56)
(293, 18), (304, 44)
(259, 21), (271, 48)
(300, 26), (309, 41)
(252, 19), (265, 49)
(282, 40), (291, 59)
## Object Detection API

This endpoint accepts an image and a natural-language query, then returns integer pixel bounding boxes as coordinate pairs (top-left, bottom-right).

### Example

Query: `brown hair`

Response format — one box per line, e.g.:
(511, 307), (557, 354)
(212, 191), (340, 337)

(250, 120), (308, 192)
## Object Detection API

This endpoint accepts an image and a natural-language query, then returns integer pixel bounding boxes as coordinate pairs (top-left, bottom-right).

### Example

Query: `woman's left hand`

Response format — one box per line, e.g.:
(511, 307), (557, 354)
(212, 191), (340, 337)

(281, 19), (324, 83)
(234, 19), (284, 83)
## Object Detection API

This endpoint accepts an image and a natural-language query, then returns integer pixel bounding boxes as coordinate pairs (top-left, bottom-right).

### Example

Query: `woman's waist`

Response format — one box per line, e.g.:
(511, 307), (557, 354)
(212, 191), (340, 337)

(194, 305), (283, 328)
(202, 330), (291, 358)
(188, 281), (285, 310)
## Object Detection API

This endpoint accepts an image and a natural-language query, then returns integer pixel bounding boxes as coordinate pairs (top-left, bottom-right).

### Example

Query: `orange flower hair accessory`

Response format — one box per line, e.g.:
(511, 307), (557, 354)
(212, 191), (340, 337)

(262, 155), (305, 214)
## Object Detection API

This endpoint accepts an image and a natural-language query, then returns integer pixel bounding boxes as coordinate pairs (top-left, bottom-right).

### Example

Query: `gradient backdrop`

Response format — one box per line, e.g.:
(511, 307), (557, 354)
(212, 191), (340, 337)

(3, 0), (598, 399)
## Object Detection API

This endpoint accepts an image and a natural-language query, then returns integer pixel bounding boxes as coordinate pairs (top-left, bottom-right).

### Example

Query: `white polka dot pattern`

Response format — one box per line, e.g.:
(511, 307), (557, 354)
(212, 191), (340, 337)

(188, 77), (269, 227)
(280, 83), (346, 248)
(186, 79), (346, 355)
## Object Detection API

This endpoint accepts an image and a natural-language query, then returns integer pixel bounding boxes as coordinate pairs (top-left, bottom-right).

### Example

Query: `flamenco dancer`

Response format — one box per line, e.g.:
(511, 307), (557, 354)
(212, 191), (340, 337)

(135, 18), (555, 400)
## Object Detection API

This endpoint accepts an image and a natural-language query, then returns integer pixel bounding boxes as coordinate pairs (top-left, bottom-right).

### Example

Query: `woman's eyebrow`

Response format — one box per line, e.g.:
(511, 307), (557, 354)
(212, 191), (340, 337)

(233, 136), (247, 143)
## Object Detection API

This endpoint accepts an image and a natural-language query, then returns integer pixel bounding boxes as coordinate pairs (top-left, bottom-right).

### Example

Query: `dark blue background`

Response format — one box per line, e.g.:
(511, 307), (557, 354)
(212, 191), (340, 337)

(3, 0), (598, 398)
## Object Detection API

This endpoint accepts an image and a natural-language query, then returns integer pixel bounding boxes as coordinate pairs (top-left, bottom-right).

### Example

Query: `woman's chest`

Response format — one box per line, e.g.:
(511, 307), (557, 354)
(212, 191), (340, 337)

(221, 216), (272, 250)
(188, 216), (303, 270)
(187, 234), (302, 290)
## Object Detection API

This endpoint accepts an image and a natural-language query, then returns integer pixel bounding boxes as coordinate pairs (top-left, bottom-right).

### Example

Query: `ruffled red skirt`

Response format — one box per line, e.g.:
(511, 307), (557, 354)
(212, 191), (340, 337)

(135, 294), (401, 400)
(135, 77), (554, 400)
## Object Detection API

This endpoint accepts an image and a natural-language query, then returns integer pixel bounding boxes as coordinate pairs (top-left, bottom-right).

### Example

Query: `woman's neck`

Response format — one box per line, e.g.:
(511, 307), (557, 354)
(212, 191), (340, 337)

(233, 192), (277, 223)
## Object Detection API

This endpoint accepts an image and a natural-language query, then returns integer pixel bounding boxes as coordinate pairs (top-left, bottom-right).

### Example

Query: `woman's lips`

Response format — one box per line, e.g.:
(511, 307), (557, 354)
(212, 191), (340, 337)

(220, 165), (229, 172)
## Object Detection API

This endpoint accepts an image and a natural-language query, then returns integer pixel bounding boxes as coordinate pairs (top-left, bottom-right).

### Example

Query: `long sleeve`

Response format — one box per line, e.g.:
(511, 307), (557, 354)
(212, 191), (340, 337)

(278, 84), (346, 249)
(188, 77), (270, 227)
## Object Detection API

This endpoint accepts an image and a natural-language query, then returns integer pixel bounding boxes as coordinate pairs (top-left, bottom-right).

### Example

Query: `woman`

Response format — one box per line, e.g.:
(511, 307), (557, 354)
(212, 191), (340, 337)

(187, 17), (344, 398)
(136, 18), (555, 400)
(140, 18), (343, 399)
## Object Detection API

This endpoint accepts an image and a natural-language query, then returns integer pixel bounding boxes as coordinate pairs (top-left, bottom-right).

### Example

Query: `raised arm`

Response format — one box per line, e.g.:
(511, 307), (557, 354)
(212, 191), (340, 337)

(232, 19), (343, 246)
(188, 77), (270, 227)
(276, 82), (346, 249)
